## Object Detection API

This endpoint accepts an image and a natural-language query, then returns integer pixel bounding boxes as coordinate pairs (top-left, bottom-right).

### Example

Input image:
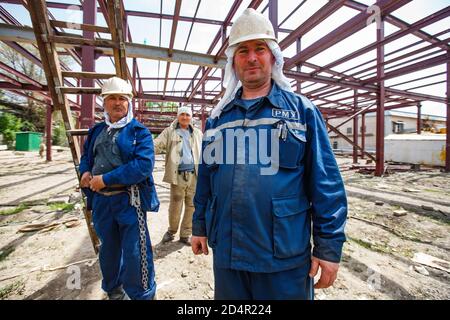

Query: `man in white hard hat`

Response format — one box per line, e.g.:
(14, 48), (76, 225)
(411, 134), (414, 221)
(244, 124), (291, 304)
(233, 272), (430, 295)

(79, 76), (159, 300)
(153, 106), (202, 246)
(191, 9), (347, 299)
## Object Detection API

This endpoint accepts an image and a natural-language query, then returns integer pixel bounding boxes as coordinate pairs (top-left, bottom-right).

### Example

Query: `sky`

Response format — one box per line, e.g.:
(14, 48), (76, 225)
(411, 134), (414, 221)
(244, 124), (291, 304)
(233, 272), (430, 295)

(1, 0), (449, 117)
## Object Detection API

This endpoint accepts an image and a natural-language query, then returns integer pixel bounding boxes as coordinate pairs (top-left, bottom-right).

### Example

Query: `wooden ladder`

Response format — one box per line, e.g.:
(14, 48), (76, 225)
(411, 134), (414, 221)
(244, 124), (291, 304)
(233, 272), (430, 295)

(27, 0), (130, 254)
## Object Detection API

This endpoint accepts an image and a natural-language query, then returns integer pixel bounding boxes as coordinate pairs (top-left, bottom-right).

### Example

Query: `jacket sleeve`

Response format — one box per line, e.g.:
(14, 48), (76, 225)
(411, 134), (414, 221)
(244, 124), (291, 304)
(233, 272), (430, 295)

(79, 127), (94, 176)
(192, 121), (212, 237)
(153, 127), (169, 154)
(303, 97), (348, 263)
(102, 126), (154, 186)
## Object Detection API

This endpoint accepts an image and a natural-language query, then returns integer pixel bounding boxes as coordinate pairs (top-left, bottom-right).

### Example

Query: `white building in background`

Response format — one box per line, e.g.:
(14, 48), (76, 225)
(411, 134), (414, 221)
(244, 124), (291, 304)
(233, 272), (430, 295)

(327, 110), (446, 152)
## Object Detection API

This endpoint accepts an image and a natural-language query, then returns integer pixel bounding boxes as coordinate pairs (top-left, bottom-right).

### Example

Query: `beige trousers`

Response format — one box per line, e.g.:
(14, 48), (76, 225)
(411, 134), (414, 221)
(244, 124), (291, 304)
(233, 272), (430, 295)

(168, 171), (197, 238)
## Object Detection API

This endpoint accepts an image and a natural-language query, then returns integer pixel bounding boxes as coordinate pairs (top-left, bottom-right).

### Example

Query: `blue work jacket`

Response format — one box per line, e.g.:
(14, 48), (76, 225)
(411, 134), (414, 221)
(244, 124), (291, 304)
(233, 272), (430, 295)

(192, 82), (347, 273)
(79, 118), (160, 213)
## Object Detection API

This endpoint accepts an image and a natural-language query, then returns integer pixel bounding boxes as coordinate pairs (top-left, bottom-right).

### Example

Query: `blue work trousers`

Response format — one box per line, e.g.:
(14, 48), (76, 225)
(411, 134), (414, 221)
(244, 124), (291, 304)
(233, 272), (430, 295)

(214, 262), (313, 300)
(92, 192), (156, 300)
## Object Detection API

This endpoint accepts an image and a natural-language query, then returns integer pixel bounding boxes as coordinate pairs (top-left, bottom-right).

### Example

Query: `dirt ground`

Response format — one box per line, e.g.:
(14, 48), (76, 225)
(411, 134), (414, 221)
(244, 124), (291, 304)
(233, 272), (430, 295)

(0, 149), (448, 300)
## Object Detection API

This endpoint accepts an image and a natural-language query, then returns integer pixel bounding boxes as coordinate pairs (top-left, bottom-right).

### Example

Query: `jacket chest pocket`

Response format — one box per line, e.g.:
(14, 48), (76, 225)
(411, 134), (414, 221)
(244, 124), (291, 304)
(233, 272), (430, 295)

(278, 123), (307, 169)
(272, 194), (311, 259)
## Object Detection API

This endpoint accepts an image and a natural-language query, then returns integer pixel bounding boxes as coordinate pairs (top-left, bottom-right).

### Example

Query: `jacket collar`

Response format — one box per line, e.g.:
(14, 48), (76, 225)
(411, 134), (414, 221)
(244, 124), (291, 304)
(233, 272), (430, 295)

(221, 81), (286, 114)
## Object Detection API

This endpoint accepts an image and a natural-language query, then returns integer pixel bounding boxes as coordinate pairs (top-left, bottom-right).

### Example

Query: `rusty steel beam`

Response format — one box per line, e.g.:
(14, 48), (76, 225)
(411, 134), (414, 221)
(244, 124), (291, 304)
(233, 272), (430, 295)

(278, 0), (306, 28)
(284, 70), (446, 103)
(361, 113), (365, 158)
(446, 50), (450, 172)
(0, 4), (45, 67)
(375, 20), (385, 176)
(186, 0), (245, 100)
(330, 102), (376, 131)
(417, 103), (422, 135)
(316, 91), (375, 107)
(0, 0), (261, 28)
(363, 54), (448, 83)
(327, 122), (376, 161)
(80, 0), (96, 130)
(279, 0), (346, 50)
(139, 93), (214, 105)
(314, 7), (450, 76)
(162, 0), (181, 97)
(360, 48), (446, 80)
(353, 91), (358, 163)
(269, 0), (278, 38)
(0, 58), (44, 89)
(347, 38), (450, 80)
(285, 0), (412, 69)
(50, 20), (110, 34)
(7, 89), (51, 107)
(45, 104), (52, 161)
(0, 81), (45, 91)
(345, 0), (449, 51)
(186, 0), (265, 100)
(141, 76), (221, 81)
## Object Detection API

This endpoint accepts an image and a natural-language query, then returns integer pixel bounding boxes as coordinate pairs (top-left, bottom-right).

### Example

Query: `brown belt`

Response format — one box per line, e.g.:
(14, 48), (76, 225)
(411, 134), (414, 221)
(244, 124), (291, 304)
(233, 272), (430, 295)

(97, 184), (128, 196)
(97, 190), (128, 196)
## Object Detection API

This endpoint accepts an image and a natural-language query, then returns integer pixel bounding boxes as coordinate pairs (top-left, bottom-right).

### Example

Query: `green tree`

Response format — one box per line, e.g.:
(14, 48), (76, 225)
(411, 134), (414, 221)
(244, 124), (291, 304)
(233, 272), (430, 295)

(0, 113), (23, 148)
(0, 43), (46, 132)
(0, 43), (74, 133)
(52, 119), (68, 147)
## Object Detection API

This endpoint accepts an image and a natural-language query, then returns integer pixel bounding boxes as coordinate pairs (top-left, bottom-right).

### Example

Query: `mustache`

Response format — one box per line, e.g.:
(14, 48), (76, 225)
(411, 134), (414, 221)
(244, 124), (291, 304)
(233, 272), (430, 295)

(244, 62), (261, 69)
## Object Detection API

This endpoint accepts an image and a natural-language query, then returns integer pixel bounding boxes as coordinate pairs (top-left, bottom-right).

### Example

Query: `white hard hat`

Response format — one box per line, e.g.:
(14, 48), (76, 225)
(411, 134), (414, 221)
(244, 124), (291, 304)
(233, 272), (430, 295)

(101, 76), (133, 98)
(177, 106), (192, 116)
(228, 8), (277, 48)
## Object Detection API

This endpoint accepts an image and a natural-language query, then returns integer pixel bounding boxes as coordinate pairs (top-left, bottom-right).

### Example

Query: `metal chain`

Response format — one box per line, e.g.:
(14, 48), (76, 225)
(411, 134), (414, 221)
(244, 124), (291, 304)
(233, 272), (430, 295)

(130, 185), (149, 291)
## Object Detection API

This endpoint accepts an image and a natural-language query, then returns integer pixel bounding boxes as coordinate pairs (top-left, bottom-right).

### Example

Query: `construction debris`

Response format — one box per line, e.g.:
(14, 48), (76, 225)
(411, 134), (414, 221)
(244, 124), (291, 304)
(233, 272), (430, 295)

(413, 265), (430, 276)
(46, 196), (70, 205)
(17, 217), (80, 233)
(393, 209), (408, 217)
(412, 252), (450, 273)
(0, 258), (98, 283)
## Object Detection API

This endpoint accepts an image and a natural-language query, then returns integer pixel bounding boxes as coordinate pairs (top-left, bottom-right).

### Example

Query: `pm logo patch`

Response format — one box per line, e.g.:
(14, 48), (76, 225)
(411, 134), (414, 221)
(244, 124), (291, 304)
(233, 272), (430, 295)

(272, 109), (300, 121)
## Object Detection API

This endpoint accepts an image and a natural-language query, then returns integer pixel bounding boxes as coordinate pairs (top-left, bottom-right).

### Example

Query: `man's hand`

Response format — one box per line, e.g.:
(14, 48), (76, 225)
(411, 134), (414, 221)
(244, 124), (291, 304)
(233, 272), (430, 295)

(191, 236), (209, 255)
(309, 256), (340, 289)
(89, 175), (106, 192)
(80, 171), (92, 188)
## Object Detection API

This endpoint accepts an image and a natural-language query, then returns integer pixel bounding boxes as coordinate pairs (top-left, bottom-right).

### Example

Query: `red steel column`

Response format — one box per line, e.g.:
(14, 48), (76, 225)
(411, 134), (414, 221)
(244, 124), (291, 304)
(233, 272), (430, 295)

(269, 0), (278, 39)
(296, 38), (301, 94)
(201, 109), (206, 132)
(221, 25), (227, 93)
(375, 20), (385, 176)
(446, 50), (450, 172)
(361, 113), (366, 159)
(202, 77), (206, 131)
(46, 105), (52, 161)
(132, 58), (137, 120)
(417, 103), (422, 134)
(353, 90), (358, 163)
(80, 0), (96, 130)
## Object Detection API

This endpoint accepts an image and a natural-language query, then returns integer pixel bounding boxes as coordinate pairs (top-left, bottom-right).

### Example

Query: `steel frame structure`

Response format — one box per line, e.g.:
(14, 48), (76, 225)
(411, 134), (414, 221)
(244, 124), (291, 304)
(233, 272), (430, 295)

(0, 0), (448, 176)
